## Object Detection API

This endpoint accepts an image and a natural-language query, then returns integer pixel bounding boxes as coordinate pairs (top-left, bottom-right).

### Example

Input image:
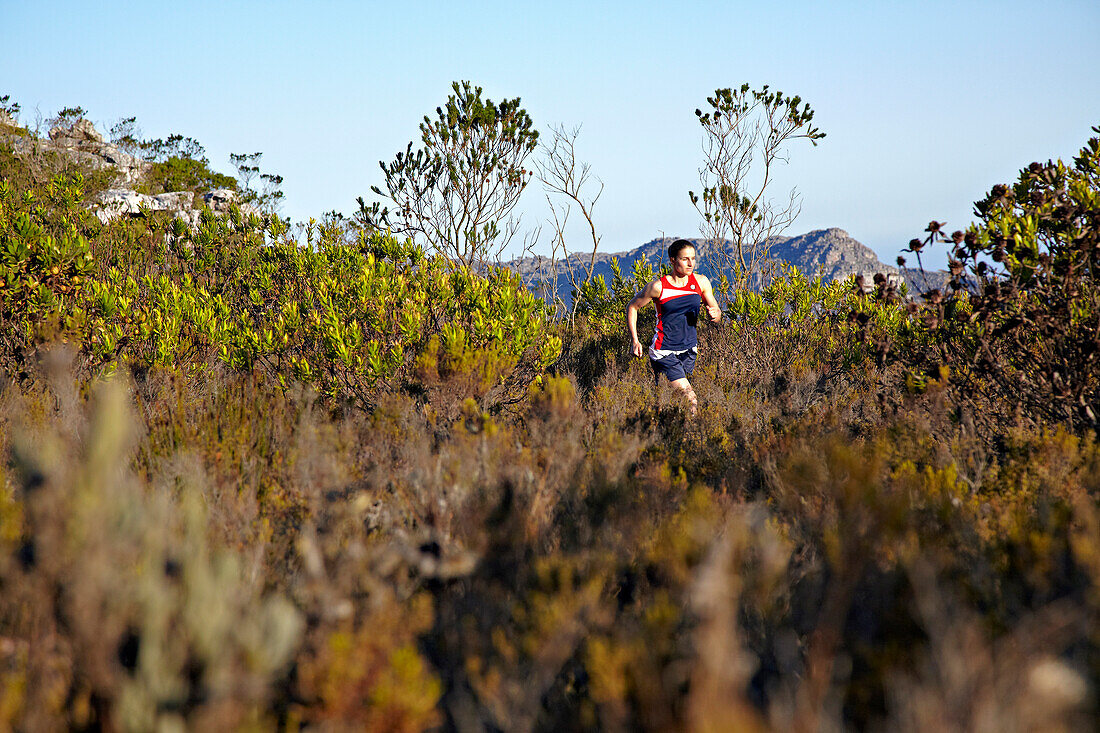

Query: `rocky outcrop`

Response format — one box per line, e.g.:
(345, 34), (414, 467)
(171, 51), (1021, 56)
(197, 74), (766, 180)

(203, 188), (245, 214)
(94, 190), (196, 224)
(93, 188), (258, 225)
(766, 228), (897, 283)
(2, 117), (155, 186)
(2, 118), (258, 226)
(49, 118), (105, 145)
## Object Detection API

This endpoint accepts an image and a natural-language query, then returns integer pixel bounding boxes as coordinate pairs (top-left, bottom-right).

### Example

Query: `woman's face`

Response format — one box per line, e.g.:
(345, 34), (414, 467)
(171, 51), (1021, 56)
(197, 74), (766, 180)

(671, 247), (696, 277)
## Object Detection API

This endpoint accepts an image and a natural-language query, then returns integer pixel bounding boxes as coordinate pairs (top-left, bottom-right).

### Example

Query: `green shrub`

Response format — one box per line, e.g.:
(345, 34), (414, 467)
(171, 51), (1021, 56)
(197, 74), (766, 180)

(139, 155), (236, 196)
(0, 148), (561, 413)
(898, 126), (1100, 432)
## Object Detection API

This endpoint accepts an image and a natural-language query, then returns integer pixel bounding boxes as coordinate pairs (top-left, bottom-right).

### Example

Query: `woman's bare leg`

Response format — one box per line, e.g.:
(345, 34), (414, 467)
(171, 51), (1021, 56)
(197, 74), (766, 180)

(670, 377), (697, 415)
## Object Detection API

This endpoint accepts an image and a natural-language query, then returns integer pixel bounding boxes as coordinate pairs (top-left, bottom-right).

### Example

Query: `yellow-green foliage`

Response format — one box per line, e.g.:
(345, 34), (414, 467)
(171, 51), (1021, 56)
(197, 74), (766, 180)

(2, 119), (1099, 732)
(0, 174), (96, 344)
(0, 121), (30, 138)
(0, 155), (561, 409)
(726, 266), (905, 370)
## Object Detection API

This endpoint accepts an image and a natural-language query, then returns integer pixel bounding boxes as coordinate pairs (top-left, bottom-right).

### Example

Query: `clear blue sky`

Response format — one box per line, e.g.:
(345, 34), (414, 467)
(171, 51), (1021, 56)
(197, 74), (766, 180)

(3, 1), (1098, 268)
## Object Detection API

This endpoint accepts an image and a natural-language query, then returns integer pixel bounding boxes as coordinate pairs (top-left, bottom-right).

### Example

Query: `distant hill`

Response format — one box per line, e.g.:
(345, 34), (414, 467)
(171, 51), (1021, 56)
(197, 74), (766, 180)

(507, 228), (950, 306)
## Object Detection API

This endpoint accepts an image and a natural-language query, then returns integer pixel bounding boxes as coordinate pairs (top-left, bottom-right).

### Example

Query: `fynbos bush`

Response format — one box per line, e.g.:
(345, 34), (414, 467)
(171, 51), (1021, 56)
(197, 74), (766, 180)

(897, 126), (1100, 433)
(1, 108), (1097, 731)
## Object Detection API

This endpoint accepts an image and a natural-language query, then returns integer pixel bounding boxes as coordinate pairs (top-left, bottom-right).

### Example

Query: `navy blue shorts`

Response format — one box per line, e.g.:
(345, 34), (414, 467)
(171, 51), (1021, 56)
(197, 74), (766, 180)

(650, 350), (696, 382)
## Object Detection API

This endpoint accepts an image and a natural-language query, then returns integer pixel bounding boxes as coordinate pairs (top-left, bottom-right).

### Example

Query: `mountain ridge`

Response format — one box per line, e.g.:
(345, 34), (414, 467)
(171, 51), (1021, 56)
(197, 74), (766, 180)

(508, 228), (948, 305)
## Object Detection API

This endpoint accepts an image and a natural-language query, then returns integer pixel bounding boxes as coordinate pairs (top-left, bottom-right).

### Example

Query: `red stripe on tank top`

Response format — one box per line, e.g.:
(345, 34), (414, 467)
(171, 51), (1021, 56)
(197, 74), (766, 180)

(654, 299), (665, 349)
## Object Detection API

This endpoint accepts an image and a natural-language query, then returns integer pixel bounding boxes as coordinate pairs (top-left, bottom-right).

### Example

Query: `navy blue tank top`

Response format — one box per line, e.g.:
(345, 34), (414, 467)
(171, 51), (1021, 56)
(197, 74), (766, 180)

(650, 274), (701, 352)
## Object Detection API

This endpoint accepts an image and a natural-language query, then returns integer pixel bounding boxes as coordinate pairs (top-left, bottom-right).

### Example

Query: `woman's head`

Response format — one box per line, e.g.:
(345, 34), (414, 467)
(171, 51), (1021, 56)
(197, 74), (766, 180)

(668, 239), (696, 277)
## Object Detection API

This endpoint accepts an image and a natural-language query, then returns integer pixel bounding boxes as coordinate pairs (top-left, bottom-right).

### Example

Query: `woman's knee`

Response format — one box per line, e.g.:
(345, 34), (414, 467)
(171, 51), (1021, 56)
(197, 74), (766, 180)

(674, 380), (697, 403)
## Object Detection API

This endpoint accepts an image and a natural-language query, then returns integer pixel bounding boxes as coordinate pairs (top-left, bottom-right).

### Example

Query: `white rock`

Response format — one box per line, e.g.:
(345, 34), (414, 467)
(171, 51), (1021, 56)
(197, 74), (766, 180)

(202, 188), (260, 218)
(95, 189), (196, 223)
(49, 118), (105, 145)
(9, 120), (151, 186)
(63, 149), (113, 172)
(96, 143), (152, 185)
(202, 188), (238, 211)
(153, 191), (194, 210)
(95, 190), (147, 223)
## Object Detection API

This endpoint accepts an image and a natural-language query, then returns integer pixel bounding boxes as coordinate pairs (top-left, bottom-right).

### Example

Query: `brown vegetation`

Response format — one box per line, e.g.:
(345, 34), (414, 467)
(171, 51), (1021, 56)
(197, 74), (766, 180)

(0, 116), (1098, 731)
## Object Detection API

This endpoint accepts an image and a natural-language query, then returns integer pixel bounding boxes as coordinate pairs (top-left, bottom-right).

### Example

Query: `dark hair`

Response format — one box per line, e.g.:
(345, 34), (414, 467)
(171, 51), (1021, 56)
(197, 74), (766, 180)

(668, 239), (695, 260)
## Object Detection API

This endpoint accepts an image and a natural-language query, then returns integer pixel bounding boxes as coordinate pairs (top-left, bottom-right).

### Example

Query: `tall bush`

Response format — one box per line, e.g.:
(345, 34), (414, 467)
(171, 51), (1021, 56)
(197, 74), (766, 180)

(902, 126), (1100, 431)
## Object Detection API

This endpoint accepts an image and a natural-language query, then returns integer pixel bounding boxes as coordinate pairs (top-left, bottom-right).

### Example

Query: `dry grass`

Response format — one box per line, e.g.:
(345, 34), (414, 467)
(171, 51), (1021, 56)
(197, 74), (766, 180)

(1, 132), (1098, 731)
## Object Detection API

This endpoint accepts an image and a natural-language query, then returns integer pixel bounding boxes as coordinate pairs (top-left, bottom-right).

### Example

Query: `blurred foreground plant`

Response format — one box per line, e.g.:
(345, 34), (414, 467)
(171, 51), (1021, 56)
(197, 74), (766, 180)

(0, 368), (302, 730)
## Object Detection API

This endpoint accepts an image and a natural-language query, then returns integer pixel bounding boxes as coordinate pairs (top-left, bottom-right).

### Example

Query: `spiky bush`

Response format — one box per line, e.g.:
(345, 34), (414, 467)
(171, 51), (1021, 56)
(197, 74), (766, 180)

(895, 126), (1100, 433)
